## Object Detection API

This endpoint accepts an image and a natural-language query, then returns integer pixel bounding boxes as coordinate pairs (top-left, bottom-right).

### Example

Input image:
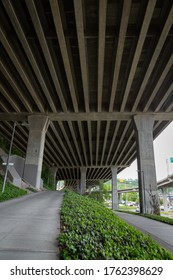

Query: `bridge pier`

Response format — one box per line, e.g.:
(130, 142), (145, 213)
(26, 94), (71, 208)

(49, 166), (58, 189)
(111, 166), (118, 210)
(118, 193), (122, 204)
(76, 180), (80, 193)
(23, 115), (50, 189)
(88, 185), (92, 194)
(134, 115), (160, 215)
(80, 167), (87, 195)
(162, 188), (169, 212)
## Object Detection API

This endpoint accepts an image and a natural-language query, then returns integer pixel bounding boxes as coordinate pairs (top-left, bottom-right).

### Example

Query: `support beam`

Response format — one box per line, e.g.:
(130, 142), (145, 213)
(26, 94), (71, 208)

(0, 112), (173, 122)
(80, 167), (87, 195)
(111, 166), (118, 210)
(74, 0), (89, 112)
(23, 115), (50, 189)
(134, 115), (160, 214)
(53, 165), (129, 169)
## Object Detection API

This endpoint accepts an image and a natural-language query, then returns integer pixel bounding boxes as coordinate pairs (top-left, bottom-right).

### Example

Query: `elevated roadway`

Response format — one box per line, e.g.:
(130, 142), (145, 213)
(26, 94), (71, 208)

(0, 1), (173, 213)
(116, 174), (173, 193)
(157, 174), (173, 189)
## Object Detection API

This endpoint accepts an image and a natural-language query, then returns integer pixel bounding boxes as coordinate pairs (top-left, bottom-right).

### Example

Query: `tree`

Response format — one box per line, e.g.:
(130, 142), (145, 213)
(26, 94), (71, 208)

(88, 180), (111, 204)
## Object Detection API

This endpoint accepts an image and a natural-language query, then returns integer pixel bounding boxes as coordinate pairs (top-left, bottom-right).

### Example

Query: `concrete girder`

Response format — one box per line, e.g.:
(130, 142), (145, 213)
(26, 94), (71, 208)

(97, 0), (107, 112)
(67, 121), (83, 166)
(109, 0), (132, 112)
(77, 121), (88, 166)
(1, 112), (173, 122)
(2, 0), (57, 113)
(58, 121), (79, 166)
(105, 121), (120, 165)
(120, 0), (156, 112)
(96, 121), (101, 165)
(144, 54), (173, 112)
(1, 29), (44, 112)
(100, 121), (111, 165)
(74, 0), (89, 113)
(50, 0), (79, 113)
(25, 0), (67, 112)
(1, 62), (32, 112)
(132, 5), (173, 112)
(110, 120), (131, 165)
(87, 121), (93, 165)
(0, 84), (20, 112)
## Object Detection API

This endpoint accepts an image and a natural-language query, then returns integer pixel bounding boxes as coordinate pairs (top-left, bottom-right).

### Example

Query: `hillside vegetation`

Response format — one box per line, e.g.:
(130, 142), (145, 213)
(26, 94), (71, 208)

(0, 174), (27, 202)
(59, 190), (173, 260)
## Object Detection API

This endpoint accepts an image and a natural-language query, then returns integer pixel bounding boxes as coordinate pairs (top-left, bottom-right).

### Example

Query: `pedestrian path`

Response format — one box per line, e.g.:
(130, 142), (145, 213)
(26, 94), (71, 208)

(115, 211), (173, 254)
(0, 191), (64, 260)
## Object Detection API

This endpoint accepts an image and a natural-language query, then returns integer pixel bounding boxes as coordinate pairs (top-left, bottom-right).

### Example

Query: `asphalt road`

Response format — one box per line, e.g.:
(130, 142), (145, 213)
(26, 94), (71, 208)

(0, 191), (64, 260)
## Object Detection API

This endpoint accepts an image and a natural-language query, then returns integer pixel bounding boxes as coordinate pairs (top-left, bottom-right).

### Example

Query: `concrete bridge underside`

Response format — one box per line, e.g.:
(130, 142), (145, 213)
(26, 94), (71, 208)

(0, 0), (173, 214)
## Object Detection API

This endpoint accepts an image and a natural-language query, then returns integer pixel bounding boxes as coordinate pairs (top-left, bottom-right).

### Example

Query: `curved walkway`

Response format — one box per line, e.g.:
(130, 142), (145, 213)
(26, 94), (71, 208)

(115, 211), (173, 254)
(0, 191), (64, 260)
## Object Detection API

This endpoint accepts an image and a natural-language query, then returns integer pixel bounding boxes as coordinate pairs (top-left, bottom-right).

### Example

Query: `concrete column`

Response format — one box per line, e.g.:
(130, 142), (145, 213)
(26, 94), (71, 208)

(23, 115), (50, 189)
(50, 166), (58, 189)
(88, 185), (92, 194)
(162, 188), (168, 212)
(80, 167), (87, 195)
(111, 166), (118, 210)
(118, 193), (121, 204)
(134, 115), (160, 214)
(76, 180), (80, 193)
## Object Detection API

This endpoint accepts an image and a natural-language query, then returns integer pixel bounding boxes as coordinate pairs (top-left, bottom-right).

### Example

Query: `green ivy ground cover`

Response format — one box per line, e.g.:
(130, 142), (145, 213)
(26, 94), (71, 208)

(59, 190), (173, 260)
(141, 213), (173, 225)
(0, 175), (27, 202)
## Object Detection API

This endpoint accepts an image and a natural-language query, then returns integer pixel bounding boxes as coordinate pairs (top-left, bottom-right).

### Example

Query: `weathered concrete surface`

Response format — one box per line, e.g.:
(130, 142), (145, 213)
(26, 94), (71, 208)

(80, 167), (87, 194)
(0, 191), (64, 260)
(115, 211), (173, 254)
(134, 115), (160, 214)
(23, 115), (50, 189)
(111, 166), (118, 210)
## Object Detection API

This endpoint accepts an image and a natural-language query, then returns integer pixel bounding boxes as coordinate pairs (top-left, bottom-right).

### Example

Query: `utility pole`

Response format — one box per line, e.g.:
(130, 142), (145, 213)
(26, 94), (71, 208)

(2, 123), (16, 193)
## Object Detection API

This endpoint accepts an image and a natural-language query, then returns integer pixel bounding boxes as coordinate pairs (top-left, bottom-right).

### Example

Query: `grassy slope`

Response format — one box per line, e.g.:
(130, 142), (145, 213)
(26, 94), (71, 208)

(59, 191), (173, 260)
(0, 175), (27, 202)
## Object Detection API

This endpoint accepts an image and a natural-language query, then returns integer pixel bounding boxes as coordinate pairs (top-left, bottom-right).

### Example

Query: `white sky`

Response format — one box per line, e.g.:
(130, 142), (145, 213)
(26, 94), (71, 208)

(118, 121), (173, 181)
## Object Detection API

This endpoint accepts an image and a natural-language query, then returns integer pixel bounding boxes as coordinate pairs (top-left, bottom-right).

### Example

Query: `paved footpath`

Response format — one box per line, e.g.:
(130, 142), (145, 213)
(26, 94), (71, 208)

(115, 211), (173, 254)
(0, 191), (64, 260)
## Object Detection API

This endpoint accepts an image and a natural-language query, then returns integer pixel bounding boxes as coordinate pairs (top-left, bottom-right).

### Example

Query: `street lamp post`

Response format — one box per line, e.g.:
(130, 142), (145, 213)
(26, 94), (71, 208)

(2, 122), (16, 193)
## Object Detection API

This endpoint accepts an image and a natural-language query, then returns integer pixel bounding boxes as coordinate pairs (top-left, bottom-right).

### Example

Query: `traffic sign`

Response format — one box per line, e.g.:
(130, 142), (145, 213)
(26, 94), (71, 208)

(170, 157), (173, 163)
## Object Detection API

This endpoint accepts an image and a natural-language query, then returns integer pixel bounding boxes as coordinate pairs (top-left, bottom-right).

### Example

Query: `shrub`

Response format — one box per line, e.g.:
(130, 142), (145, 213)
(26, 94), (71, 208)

(88, 180), (111, 204)
(59, 190), (173, 260)
(141, 213), (173, 225)
(116, 210), (173, 225)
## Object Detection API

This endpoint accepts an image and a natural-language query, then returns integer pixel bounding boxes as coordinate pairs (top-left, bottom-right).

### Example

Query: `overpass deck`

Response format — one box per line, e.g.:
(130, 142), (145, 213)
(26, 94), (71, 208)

(0, 0), (173, 186)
